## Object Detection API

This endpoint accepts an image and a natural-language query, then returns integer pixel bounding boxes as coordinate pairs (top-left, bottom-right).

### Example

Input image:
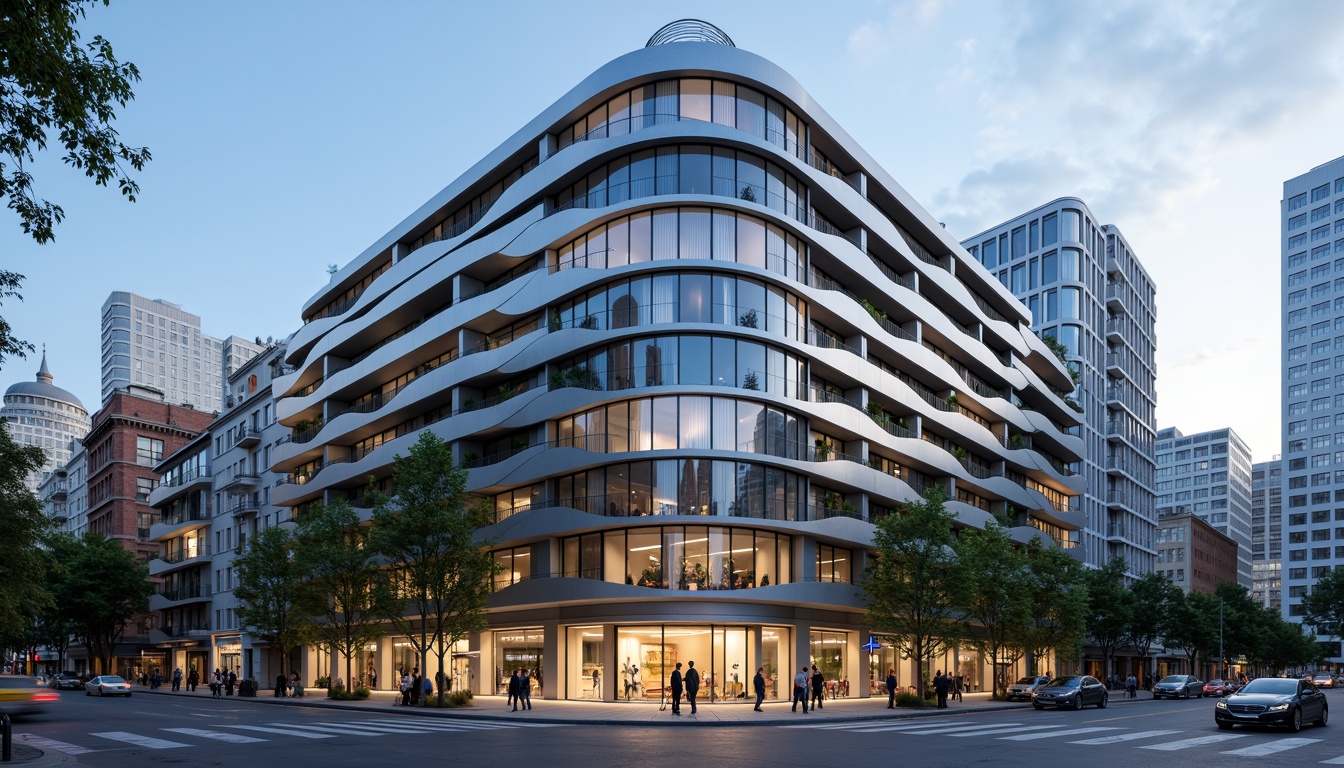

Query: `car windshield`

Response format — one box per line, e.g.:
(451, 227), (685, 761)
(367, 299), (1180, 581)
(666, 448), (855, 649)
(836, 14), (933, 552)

(1314, 674), (1332, 680)
(1238, 679), (1298, 695)
(0, 678), (42, 690)
(1047, 677), (1081, 687)
(1161, 677), (1187, 684)
(1015, 677), (1038, 685)
(101, 676), (126, 684)
(1207, 680), (1225, 685)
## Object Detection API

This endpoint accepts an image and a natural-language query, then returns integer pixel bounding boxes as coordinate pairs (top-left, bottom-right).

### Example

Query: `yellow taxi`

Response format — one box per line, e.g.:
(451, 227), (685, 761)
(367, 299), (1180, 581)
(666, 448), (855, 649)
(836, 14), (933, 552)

(0, 676), (59, 717)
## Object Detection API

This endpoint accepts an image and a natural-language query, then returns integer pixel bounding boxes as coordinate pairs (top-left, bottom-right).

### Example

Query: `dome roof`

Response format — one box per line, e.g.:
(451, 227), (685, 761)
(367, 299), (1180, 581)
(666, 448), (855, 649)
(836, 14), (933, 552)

(646, 20), (735, 48)
(3, 350), (87, 412)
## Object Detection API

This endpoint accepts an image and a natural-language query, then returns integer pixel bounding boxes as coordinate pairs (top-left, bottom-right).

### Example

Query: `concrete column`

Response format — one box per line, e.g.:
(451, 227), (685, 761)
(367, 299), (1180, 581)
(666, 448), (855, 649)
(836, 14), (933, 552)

(603, 624), (618, 701)
(794, 621), (811, 692)
(542, 619), (561, 700)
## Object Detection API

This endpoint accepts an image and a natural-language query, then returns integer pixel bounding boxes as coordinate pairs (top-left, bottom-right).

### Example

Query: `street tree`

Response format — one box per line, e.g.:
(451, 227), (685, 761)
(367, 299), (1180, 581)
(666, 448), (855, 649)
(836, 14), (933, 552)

(0, 271), (34, 369)
(295, 499), (391, 693)
(234, 523), (312, 679)
(0, 426), (50, 641)
(953, 518), (1030, 698)
(1213, 582), (1268, 677)
(1015, 541), (1088, 676)
(55, 533), (151, 674)
(1126, 572), (1177, 683)
(2, 0), (151, 243)
(863, 485), (962, 698)
(1163, 588), (1220, 676)
(1301, 565), (1344, 647)
(1083, 558), (1134, 681)
(369, 431), (498, 705)
(1255, 609), (1322, 674)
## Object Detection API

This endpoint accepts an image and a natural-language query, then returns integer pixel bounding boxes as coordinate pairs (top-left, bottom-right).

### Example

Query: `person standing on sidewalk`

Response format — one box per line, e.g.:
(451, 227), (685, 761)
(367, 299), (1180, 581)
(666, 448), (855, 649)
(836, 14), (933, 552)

(520, 669), (533, 710)
(188, 668), (198, 692)
(753, 667), (766, 711)
(400, 669), (412, 707)
(933, 671), (950, 709)
(792, 667), (809, 713)
(954, 673), (964, 702)
(886, 669), (898, 708)
(810, 665), (825, 710)
(172, 668), (182, 692)
(508, 670), (520, 712)
(1126, 673), (1137, 699)
(669, 662), (684, 715)
(685, 661), (700, 714)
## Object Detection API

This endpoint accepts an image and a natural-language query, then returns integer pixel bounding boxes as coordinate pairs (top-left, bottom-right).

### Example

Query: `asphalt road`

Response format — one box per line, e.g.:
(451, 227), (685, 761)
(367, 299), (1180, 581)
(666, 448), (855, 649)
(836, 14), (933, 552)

(7, 688), (1341, 767)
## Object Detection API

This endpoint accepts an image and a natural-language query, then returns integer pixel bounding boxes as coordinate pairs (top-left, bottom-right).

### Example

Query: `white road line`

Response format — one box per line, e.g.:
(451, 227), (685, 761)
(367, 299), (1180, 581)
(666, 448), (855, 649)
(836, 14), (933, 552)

(222, 725), (335, 739)
(346, 719), (502, 731)
(1139, 734), (1247, 751)
(823, 721), (963, 733)
(1222, 738), (1321, 757)
(16, 735), (96, 755)
(782, 721), (882, 729)
(311, 722), (443, 734)
(162, 728), (268, 744)
(997, 727), (1120, 741)
(1069, 730), (1183, 745)
(946, 725), (1068, 737)
(1320, 754), (1344, 764)
(901, 722), (1034, 735)
(263, 723), (394, 736)
(852, 721), (1025, 734)
(90, 732), (191, 750)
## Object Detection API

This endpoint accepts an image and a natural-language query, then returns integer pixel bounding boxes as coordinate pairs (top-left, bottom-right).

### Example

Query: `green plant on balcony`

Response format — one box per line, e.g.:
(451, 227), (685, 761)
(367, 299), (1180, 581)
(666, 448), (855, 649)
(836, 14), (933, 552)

(945, 392), (958, 408)
(815, 438), (833, 461)
(951, 445), (968, 464)
(1040, 334), (1070, 366)
(496, 383), (517, 402)
(460, 450), (480, 467)
(866, 400), (890, 426)
(548, 308), (562, 332)
(579, 314), (599, 330)
(860, 298), (886, 322)
(1009, 434), (1025, 449)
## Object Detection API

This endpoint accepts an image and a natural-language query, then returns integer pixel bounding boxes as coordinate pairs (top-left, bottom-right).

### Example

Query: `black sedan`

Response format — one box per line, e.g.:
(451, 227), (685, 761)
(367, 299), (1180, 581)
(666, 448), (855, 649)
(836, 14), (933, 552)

(1153, 674), (1204, 699)
(1032, 675), (1108, 710)
(49, 674), (84, 690)
(1215, 677), (1327, 732)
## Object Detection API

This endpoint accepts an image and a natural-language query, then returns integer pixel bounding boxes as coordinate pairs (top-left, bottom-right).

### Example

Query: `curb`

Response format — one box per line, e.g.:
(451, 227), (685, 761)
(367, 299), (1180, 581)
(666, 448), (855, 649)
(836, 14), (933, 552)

(129, 687), (1150, 727)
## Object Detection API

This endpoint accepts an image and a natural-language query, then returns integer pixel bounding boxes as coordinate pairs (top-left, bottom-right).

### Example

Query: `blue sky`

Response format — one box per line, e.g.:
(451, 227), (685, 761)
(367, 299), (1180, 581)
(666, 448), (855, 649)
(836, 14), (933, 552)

(4, 0), (1344, 458)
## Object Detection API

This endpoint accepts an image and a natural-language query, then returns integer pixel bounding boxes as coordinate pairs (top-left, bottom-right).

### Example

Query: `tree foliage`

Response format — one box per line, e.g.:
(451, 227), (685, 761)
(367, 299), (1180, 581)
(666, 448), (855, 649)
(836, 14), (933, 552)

(1015, 540), (1088, 674)
(234, 523), (311, 678)
(863, 486), (961, 698)
(1083, 558), (1133, 679)
(0, 271), (34, 369)
(1, 0), (151, 243)
(0, 426), (52, 642)
(369, 431), (498, 705)
(49, 532), (151, 674)
(1126, 571), (1177, 678)
(295, 499), (390, 691)
(953, 519), (1030, 698)
(1302, 565), (1344, 643)
(1162, 588), (1220, 676)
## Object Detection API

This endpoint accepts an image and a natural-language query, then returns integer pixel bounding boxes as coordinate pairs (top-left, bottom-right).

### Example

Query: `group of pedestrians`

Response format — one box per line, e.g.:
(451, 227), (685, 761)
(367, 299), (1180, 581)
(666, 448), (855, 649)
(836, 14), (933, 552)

(507, 668), (534, 711)
(787, 664), (827, 713)
(209, 668), (237, 698)
(668, 661), (701, 715)
(931, 670), (963, 708)
(396, 667), (434, 707)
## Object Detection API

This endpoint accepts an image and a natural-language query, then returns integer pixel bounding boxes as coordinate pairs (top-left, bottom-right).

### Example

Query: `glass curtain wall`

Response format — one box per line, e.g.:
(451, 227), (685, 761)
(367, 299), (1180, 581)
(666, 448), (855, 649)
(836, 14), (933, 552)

(546, 525), (791, 589)
(566, 626), (604, 700)
(610, 624), (784, 703)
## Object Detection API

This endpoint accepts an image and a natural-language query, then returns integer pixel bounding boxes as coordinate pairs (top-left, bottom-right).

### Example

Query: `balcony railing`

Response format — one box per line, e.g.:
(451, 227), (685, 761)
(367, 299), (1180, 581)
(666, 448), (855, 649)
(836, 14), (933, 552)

(157, 544), (211, 565)
(155, 584), (211, 601)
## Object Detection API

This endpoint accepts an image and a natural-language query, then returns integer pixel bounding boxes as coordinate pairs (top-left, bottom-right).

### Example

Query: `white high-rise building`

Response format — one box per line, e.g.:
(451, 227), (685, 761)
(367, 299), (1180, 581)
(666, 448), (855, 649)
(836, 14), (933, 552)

(101, 292), (244, 413)
(1252, 457), (1282, 609)
(1155, 426), (1253, 588)
(962, 199), (1158, 577)
(1281, 155), (1344, 660)
(1, 349), (91, 494)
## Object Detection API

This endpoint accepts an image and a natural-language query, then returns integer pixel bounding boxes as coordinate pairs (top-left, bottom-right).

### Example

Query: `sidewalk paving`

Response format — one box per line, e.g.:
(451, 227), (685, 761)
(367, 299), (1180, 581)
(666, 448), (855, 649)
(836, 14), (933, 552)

(129, 683), (1156, 727)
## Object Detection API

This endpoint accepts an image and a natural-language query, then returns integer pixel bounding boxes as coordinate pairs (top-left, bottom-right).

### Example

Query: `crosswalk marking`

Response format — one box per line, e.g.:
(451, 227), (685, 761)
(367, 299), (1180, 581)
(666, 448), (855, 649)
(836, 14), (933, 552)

(783, 721), (883, 729)
(91, 731), (191, 750)
(261, 723), (393, 737)
(900, 722), (1033, 735)
(16, 735), (96, 755)
(1222, 738), (1320, 757)
(1320, 754), (1344, 764)
(1139, 734), (1246, 751)
(998, 727), (1120, 741)
(222, 725), (335, 739)
(947, 725), (1066, 737)
(162, 728), (269, 744)
(1070, 730), (1183, 745)
(312, 722), (445, 734)
(845, 721), (995, 733)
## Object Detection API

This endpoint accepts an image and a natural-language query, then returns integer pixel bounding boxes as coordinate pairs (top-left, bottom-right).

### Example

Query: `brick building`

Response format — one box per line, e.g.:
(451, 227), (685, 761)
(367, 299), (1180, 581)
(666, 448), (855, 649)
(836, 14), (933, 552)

(1155, 511), (1239, 595)
(84, 386), (215, 561)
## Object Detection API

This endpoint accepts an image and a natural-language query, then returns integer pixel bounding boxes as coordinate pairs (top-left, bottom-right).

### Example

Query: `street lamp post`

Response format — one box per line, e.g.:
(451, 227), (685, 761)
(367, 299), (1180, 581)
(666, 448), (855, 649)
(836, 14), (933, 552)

(1219, 598), (1224, 682)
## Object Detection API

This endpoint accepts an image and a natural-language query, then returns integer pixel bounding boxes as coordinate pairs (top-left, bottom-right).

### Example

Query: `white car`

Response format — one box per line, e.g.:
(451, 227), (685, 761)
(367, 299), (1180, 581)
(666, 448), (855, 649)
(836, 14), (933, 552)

(1006, 675), (1051, 701)
(84, 675), (132, 697)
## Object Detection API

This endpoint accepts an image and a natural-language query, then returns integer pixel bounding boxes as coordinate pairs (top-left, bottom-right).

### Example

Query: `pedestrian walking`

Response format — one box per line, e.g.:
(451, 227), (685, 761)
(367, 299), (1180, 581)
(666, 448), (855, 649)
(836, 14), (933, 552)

(810, 665), (825, 710)
(954, 674), (964, 702)
(669, 662), (684, 715)
(225, 669), (236, 696)
(274, 673), (286, 698)
(792, 667), (809, 713)
(410, 667), (422, 706)
(886, 669), (898, 709)
(933, 670), (950, 709)
(521, 669), (533, 710)
(187, 668), (199, 692)
(172, 668), (182, 692)
(508, 670), (521, 712)
(400, 669), (412, 707)
(753, 666), (766, 711)
(685, 661), (700, 714)
(1126, 673), (1138, 699)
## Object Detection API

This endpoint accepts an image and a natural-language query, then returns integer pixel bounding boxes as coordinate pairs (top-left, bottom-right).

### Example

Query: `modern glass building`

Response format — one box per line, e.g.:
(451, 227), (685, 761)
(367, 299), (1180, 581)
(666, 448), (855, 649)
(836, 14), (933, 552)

(271, 21), (1085, 701)
(1251, 458), (1282, 609)
(962, 200), (1158, 578)
(1154, 426), (1253, 588)
(1280, 154), (1344, 662)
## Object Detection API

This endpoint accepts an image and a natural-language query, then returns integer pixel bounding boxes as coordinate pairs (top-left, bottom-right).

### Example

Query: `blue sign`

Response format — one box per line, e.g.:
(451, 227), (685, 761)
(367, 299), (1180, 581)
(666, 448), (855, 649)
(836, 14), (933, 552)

(861, 635), (881, 653)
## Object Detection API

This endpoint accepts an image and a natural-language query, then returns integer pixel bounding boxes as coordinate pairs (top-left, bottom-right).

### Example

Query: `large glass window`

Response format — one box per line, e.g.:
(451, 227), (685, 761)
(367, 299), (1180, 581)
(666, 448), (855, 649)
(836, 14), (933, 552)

(815, 543), (853, 583)
(550, 525), (791, 590)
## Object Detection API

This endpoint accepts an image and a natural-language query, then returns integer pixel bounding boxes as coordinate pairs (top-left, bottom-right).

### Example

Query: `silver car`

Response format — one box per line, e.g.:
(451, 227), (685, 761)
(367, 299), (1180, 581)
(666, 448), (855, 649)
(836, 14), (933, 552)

(1153, 674), (1204, 699)
(84, 675), (132, 697)
(1007, 676), (1051, 702)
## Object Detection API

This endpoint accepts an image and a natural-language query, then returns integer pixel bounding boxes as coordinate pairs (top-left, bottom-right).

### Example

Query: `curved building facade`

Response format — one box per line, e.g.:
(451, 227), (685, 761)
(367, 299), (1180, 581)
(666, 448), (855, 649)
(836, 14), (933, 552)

(1, 350), (91, 494)
(272, 22), (1085, 700)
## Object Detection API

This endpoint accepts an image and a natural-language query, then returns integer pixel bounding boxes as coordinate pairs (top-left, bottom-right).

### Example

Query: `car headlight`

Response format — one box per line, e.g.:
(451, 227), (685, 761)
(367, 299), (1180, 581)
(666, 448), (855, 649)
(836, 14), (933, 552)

(1216, 700), (1227, 709)
(1267, 703), (1290, 712)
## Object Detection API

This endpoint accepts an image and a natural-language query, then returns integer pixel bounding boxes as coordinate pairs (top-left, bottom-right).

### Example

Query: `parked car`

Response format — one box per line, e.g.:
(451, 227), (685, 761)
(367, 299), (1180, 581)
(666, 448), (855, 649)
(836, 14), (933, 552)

(1216, 677), (1328, 732)
(0, 676), (60, 717)
(1203, 679), (1238, 697)
(48, 674), (85, 691)
(1313, 673), (1336, 689)
(1032, 675), (1108, 710)
(1007, 676), (1051, 702)
(1153, 674), (1204, 699)
(84, 675), (132, 697)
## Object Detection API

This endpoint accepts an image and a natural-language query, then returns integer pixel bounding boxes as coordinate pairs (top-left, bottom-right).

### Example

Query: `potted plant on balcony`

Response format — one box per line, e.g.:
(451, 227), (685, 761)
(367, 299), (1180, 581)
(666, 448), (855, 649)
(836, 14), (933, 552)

(815, 438), (833, 461)
(549, 308), (562, 332)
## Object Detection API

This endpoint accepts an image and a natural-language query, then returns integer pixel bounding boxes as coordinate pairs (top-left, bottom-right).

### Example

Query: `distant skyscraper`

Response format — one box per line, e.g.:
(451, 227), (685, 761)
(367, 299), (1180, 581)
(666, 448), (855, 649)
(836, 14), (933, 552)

(1251, 457), (1282, 609)
(962, 198), (1158, 577)
(1280, 156), (1344, 660)
(1155, 426), (1253, 588)
(1, 349), (90, 494)
(101, 292), (237, 413)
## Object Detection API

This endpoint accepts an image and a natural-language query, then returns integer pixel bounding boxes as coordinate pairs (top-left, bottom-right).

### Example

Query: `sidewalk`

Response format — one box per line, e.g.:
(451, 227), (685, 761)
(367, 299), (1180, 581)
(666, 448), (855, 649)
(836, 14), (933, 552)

(129, 684), (1155, 727)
